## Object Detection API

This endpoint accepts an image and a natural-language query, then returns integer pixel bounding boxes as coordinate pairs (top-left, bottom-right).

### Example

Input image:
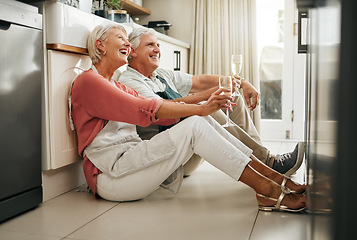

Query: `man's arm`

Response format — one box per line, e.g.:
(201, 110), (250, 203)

(190, 74), (240, 93)
(190, 75), (220, 93)
(167, 86), (219, 104)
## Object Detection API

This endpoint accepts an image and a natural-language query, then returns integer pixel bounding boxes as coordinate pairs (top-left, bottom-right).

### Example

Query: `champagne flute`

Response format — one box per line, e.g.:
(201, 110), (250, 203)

(219, 76), (234, 127)
(231, 54), (243, 96)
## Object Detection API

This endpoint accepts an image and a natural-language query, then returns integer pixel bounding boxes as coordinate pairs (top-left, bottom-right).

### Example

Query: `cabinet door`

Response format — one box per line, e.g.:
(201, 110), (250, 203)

(158, 40), (174, 70)
(158, 40), (188, 73)
(44, 50), (91, 169)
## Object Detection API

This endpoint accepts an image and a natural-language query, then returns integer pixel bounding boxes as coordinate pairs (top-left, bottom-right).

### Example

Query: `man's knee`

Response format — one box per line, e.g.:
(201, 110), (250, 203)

(182, 115), (206, 127)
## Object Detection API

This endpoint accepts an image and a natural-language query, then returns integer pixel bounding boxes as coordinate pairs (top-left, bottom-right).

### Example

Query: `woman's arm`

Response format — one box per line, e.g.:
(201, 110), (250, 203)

(156, 88), (230, 119)
(74, 71), (230, 126)
(74, 71), (167, 127)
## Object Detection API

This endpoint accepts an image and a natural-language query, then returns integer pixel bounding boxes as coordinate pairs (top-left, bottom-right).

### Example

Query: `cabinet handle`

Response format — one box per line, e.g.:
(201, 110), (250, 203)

(174, 50), (181, 71)
(0, 20), (11, 31)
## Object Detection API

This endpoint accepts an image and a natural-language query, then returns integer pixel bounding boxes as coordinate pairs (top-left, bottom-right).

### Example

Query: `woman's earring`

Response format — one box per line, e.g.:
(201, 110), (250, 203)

(103, 51), (107, 56)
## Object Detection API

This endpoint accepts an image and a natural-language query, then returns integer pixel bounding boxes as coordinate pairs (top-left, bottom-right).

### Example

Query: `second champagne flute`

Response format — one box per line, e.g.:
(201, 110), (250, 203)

(231, 54), (243, 96)
(219, 76), (234, 127)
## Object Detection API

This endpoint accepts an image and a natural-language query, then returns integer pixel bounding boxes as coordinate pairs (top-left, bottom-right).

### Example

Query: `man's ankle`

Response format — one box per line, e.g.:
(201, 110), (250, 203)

(266, 154), (275, 168)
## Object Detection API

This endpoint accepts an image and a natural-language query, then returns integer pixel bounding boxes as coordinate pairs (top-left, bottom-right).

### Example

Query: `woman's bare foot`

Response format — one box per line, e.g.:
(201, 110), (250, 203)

(269, 171), (306, 193)
(285, 178), (306, 194)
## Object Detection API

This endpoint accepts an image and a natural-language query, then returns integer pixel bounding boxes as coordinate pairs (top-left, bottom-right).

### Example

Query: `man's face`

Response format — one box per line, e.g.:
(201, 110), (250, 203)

(132, 34), (161, 71)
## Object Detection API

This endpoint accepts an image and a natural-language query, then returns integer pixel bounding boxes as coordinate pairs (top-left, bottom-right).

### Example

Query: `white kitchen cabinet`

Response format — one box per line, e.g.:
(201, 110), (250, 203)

(43, 50), (91, 170)
(158, 39), (189, 73)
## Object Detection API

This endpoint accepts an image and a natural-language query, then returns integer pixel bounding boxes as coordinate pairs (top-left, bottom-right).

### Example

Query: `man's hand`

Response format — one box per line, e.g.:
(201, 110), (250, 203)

(240, 80), (260, 110)
(232, 75), (242, 93)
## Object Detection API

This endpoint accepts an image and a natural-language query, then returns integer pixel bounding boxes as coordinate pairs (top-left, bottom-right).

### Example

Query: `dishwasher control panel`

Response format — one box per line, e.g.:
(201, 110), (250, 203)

(0, 0), (42, 30)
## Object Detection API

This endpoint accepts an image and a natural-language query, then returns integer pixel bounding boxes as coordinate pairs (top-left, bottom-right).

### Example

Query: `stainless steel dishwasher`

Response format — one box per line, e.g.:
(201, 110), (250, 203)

(0, 0), (43, 222)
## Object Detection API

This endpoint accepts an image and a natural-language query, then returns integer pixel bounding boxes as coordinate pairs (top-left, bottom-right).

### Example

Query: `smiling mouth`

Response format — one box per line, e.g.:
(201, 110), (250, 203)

(119, 48), (130, 56)
(150, 55), (159, 60)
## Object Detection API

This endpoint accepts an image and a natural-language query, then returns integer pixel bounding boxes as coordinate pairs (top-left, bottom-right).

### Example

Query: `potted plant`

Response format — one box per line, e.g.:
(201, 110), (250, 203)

(94, 0), (108, 19)
(105, 0), (129, 23)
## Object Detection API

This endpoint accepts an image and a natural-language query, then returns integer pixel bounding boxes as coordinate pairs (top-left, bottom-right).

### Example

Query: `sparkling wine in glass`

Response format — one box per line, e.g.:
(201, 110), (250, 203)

(231, 54), (243, 96)
(231, 54), (242, 76)
(219, 76), (234, 127)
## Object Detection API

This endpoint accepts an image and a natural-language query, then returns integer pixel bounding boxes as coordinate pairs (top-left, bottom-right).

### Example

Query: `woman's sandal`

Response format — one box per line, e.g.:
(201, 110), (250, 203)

(281, 175), (305, 194)
(257, 186), (306, 213)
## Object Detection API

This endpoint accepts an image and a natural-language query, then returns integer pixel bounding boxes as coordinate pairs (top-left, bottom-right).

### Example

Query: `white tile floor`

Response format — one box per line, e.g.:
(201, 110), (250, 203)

(0, 140), (329, 240)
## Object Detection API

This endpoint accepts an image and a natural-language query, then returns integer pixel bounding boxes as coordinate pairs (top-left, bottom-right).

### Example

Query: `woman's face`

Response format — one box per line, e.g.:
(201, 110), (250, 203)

(100, 28), (131, 67)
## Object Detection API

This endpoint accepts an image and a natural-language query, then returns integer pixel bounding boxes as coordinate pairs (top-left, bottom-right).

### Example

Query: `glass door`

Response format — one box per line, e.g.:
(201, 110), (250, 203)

(256, 0), (305, 140)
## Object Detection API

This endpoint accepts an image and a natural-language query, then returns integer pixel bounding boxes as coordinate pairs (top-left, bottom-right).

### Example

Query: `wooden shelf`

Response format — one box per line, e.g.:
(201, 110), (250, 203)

(122, 0), (151, 16)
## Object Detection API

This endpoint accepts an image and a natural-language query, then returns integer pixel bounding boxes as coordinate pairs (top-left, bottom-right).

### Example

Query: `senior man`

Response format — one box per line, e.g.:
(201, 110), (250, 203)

(117, 28), (304, 176)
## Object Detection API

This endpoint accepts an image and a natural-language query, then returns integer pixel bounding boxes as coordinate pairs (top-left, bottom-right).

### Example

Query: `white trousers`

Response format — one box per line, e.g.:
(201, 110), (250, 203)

(97, 116), (252, 202)
(183, 94), (270, 176)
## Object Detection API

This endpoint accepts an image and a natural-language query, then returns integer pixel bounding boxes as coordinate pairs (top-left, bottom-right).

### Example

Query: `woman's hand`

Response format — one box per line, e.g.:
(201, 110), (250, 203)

(199, 88), (233, 116)
(156, 88), (233, 119)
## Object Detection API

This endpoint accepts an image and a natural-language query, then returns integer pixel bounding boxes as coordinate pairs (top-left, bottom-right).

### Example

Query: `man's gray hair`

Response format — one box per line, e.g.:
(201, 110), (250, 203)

(128, 28), (157, 63)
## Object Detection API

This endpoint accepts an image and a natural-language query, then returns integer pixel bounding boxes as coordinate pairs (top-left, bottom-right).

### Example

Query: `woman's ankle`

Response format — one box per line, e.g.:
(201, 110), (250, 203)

(268, 172), (304, 192)
(264, 170), (283, 187)
(256, 179), (276, 198)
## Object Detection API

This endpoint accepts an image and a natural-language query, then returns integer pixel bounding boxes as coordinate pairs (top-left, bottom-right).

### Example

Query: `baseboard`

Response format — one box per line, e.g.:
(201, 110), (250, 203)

(42, 161), (86, 202)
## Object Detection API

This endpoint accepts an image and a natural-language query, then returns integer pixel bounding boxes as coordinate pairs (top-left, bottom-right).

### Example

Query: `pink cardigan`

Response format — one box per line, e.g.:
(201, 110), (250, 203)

(71, 70), (178, 194)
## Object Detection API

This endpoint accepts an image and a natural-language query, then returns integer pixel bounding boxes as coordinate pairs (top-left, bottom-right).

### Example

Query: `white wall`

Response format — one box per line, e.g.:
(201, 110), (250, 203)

(138, 0), (194, 44)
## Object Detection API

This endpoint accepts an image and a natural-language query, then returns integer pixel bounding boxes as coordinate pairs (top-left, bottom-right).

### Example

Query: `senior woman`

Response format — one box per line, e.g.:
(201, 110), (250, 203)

(69, 23), (306, 212)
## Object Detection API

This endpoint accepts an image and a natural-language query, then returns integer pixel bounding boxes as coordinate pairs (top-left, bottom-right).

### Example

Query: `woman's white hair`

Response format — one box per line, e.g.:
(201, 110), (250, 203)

(127, 28), (157, 63)
(87, 24), (127, 64)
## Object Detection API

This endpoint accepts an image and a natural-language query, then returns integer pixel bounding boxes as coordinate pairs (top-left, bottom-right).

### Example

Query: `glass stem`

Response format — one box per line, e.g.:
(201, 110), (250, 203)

(226, 107), (230, 125)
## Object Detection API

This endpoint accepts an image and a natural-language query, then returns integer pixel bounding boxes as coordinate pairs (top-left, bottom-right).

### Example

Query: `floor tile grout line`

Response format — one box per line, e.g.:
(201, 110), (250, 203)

(60, 202), (121, 240)
(248, 210), (260, 240)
